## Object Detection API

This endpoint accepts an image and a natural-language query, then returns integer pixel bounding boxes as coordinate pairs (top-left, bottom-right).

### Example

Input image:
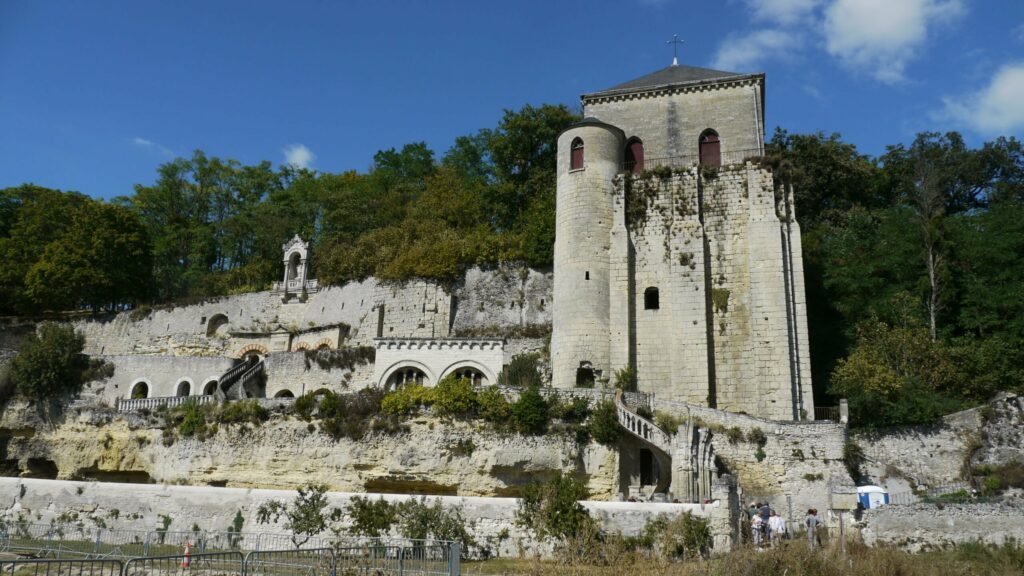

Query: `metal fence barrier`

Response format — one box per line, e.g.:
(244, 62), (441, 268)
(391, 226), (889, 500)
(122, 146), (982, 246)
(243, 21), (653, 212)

(0, 524), (461, 575)
(123, 552), (244, 576)
(244, 549), (335, 576)
(0, 559), (124, 576)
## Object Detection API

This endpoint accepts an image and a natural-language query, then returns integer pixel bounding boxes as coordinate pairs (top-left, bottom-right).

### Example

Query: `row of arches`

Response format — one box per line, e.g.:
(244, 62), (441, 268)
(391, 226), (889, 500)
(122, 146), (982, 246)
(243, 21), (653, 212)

(380, 360), (492, 391)
(569, 131), (722, 172)
(130, 379), (219, 400)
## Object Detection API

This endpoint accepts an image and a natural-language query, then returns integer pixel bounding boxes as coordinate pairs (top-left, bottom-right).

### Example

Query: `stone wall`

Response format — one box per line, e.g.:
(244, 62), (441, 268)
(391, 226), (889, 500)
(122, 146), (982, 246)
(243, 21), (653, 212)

(90, 355), (236, 403)
(583, 79), (764, 160)
(263, 351), (375, 398)
(852, 393), (1023, 492)
(0, 478), (712, 558)
(653, 398), (849, 520)
(859, 500), (1024, 552)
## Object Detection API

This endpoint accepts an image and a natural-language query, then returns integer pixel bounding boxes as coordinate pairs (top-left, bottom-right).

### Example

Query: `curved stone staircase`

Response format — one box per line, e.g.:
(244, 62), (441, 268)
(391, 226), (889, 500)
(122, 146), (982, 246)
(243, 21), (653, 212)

(614, 390), (674, 495)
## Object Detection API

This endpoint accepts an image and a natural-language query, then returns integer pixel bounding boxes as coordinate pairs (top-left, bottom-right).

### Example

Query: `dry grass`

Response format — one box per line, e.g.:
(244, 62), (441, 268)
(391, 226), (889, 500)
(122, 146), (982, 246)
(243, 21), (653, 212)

(462, 539), (1024, 576)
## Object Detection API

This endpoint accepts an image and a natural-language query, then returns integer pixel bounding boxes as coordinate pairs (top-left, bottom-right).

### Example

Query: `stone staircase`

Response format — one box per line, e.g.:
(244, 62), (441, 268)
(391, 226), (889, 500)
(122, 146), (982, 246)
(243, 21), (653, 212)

(614, 389), (674, 494)
(216, 356), (266, 400)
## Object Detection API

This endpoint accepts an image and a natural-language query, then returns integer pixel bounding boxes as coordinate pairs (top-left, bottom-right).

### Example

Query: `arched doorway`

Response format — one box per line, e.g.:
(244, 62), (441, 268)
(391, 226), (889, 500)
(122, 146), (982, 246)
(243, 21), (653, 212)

(576, 362), (595, 388)
(274, 389), (295, 398)
(699, 130), (721, 167)
(131, 382), (149, 399)
(175, 381), (191, 397)
(206, 314), (229, 337)
(287, 252), (301, 281)
(625, 138), (644, 174)
(203, 380), (218, 396)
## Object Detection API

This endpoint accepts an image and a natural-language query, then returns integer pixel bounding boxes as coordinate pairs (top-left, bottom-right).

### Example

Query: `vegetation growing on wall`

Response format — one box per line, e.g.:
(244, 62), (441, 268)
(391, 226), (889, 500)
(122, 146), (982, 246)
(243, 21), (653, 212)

(8, 323), (88, 402)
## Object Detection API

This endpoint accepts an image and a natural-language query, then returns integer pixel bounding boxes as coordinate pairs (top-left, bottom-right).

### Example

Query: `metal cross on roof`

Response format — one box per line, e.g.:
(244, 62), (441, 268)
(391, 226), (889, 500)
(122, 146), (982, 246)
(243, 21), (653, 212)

(667, 34), (684, 66)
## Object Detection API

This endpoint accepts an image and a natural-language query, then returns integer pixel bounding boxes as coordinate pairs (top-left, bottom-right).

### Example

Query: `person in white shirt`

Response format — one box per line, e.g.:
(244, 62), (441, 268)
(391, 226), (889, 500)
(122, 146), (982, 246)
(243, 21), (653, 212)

(768, 510), (786, 547)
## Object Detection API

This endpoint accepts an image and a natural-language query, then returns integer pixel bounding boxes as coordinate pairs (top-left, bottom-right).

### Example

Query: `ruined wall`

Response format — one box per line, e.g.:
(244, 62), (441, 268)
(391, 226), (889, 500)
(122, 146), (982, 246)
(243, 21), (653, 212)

(608, 165), (809, 420)
(654, 398), (849, 520)
(852, 393), (1023, 492)
(859, 500), (1024, 552)
(0, 478), (711, 558)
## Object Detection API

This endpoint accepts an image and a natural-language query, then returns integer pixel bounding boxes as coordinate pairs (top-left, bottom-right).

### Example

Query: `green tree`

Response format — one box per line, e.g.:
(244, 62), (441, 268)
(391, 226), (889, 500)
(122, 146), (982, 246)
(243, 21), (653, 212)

(24, 202), (152, 312)
(9, 323), (87, 401)
(511, 388), (549, 434)
(256, 484), (340, 548)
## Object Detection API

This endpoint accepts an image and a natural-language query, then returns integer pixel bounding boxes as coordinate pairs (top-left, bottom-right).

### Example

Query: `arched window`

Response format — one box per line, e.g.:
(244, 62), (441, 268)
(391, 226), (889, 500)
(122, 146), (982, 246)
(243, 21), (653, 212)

(131, 382), (149, 400)
(451, 367), (487, 386)
(203, 380), (218, 396)
(175, 381), (191, 397)
(570, 137), (584, 170)
(644, 287), (660, 310)
(274, 389), (295, 398)
(386, 367), (428, 391)
(699, 130), (721, 167)
(625, 138), (644, 174)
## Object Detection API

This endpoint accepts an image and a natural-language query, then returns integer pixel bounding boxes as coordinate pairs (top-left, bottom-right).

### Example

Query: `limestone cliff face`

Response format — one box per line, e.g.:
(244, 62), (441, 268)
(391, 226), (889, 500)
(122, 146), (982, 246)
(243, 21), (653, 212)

(1, 403), (617, 499)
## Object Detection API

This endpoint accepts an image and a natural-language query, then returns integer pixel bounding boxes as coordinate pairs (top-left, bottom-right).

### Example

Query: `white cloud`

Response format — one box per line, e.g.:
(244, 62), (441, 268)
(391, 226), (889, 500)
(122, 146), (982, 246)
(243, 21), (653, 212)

(823, 0), (964, 83)
(283, 144), (315, 169)
(745, 0), (822, 26)
(711, 29), (800, 71)
(131, 136), (174, 158)
(942, 63), (1024, 135)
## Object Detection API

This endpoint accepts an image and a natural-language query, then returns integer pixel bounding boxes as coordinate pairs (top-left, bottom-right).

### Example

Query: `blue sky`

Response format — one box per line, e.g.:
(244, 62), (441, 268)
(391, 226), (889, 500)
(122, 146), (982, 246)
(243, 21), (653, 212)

(1, 0), (1022, 200)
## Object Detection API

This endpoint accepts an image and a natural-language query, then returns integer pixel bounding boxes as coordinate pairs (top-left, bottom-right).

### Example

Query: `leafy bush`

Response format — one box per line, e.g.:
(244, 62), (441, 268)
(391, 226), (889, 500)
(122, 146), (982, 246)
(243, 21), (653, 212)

(746, 427), (767, 447)
(612, 364), (634, 391)
(554, 397), (591, 423)
(498, 353), (542, 388)
(511, 387), (549, 434)
(517, 472), (594, 541)
(843, 441), (866, 481)
(588, 400), (620, 446)
(345, 496), (398, 537)
(725, 427), (744, 444)
(219, 399), (269, 425)
(432, 375), (477, 416)
(973, 460), (1024, 495)
(636, 512), (712, 560)
(174, 400), (211, 439)
(380, 384), (436, 416)
(295, 393), (317, 420)
(654, 411), (683, 435)
(477, 385), (511, 424)
(9, 322), (87, 401)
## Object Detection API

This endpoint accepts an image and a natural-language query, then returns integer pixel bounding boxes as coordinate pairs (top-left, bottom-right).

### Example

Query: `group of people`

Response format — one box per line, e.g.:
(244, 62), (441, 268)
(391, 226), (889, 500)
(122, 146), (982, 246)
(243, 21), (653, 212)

(746, 503), (823, 549)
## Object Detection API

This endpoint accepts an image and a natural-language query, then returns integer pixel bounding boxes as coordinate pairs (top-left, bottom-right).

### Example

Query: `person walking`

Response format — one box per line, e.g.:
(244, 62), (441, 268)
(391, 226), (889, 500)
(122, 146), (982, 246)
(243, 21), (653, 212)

(760, 502), (772, 543)
(751, 511), (764, 548)
(805, 508), (820, 549)
(768, 510), (786, 547)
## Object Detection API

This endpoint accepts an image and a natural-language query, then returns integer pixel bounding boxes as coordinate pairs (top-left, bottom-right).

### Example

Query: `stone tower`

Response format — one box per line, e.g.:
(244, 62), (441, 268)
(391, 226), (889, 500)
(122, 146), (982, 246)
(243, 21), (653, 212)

(551, 63), (813, 421)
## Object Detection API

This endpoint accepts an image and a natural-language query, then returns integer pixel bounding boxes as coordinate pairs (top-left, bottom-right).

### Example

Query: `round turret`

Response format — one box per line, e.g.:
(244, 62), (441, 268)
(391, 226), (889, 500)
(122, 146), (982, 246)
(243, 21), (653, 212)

(551, 119), (624, 389)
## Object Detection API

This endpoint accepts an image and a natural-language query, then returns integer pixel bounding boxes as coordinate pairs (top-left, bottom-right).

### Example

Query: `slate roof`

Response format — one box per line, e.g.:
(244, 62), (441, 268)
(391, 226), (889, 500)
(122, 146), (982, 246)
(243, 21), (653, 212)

(583, 64), (755, 99)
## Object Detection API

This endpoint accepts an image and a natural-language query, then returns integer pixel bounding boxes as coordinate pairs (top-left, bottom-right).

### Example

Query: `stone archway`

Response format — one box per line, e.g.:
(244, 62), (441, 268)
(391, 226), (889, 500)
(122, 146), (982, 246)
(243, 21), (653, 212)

(379, 361), (435, 390)
(237, 344), (269, 359)
(274, 389), (295, 398)
(175, 380), (192, 397)
(131, 381), (149, 399)
(439, 360), (496, 386)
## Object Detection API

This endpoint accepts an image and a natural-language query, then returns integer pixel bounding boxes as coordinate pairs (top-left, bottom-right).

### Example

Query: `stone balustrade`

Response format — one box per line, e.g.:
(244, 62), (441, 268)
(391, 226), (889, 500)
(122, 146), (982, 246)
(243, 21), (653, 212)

(117, 395), (216, 412)
(614, 391), (671, 452)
